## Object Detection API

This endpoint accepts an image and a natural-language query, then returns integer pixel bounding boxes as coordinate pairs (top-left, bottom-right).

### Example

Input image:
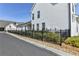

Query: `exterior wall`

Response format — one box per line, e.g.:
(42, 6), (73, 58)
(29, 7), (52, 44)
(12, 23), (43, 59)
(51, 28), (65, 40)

(31, 3), (69, 32)
(71, 15), (78, 36)
(71, 17), (79, 36)
(21, 26), (28, 31)
(78, 23), (79, 34)
(17, 26), (31, 31)
(17, 27), (22, 31)
(70, 4), (79, 36)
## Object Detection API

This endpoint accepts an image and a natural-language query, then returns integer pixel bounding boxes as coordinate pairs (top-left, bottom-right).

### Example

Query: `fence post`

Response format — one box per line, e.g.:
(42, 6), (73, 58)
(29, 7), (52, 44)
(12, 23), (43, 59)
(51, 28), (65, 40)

(59, 30), (62, 46)
(25, 26), (26, 36)
(32, 30), (33, 38)
(21, 27), (22, 35)
(42, 28), (44, 41)
(16, 27), (17, 34)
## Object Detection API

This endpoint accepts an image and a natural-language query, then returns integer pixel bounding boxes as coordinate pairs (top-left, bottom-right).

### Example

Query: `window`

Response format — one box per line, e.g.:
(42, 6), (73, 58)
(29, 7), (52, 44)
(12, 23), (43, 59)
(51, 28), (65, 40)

(33, 24), (34, 30)
(42, 23), (45, 31)
(32, 13), (34, 20)
(37, 23), (39, 31)
(37, 11), (40, 18)
(9, 26), (11, 28)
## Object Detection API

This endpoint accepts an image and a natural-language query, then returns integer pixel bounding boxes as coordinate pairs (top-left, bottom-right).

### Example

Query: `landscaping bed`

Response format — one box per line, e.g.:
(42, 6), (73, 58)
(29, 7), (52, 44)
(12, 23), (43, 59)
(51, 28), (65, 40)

(7, 32), (79, 55)
(7, 30), (79, 55)
(65, 36), (79, 48)
(8, 30), (79, 48)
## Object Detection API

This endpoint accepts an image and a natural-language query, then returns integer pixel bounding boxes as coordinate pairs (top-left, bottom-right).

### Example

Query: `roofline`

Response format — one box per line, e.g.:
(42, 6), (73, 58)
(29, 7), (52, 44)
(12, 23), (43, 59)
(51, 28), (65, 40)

(17, 21), (31, 26)
(31, 3), (36, 12)
(32, 3), (58, 12)
(31, 3), (71, 12)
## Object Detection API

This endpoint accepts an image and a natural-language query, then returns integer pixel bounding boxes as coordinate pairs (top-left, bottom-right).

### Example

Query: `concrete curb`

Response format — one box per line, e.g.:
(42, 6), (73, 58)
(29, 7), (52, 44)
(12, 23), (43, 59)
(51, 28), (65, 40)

(6, 32), (74, 56)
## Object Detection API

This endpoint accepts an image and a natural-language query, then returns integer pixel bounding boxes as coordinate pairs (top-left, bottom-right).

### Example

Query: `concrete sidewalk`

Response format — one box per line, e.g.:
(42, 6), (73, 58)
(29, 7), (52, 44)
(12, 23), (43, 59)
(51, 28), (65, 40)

(6, 32), (74, 56)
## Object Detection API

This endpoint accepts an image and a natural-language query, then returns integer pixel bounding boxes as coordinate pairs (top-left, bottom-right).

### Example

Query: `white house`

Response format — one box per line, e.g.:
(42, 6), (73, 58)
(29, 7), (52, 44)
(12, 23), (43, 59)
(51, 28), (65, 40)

(31, 3), (79, 36)
(5, 23), (17, 31)
(5, 21), (31, 32)
(16, 21), (31, 31)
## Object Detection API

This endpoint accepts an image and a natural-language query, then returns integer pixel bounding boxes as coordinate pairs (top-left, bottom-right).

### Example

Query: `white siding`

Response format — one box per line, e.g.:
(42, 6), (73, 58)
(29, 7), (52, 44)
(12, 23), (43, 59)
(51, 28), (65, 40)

(70, 4), (79, 36)
(32, 3), (69, 31)
(71, 15), (78, 36)
(17, 26), (30, 31)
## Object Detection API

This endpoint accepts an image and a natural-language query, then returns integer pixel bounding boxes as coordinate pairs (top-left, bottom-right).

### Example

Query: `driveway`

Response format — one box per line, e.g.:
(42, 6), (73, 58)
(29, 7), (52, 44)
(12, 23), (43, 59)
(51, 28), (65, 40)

(0, 32), (59, 56)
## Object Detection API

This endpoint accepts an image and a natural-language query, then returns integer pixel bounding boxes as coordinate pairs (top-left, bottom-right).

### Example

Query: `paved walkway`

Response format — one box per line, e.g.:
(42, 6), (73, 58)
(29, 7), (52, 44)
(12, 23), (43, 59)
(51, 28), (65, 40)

(0, 32), (59, 56)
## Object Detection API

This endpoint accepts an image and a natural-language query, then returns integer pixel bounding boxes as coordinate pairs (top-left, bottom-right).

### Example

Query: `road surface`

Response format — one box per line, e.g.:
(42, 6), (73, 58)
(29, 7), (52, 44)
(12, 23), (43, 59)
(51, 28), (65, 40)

(0, 32), (59, 56)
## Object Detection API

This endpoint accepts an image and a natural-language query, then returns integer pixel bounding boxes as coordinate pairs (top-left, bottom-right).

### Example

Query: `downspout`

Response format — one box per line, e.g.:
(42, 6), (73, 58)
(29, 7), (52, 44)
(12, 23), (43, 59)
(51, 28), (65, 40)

(68, 3), (71, 37)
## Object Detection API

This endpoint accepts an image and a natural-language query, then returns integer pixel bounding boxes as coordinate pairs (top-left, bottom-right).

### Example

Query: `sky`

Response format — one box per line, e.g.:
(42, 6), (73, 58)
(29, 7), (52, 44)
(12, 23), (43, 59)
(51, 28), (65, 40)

(0, 3), (33, 22)
(0, 3), (79, 22)
(75, 3), (79, 16)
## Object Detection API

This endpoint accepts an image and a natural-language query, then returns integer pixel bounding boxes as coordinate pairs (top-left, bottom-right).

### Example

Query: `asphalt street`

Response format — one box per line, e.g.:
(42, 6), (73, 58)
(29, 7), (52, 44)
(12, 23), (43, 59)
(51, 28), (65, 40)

(0, 32), (59, 56)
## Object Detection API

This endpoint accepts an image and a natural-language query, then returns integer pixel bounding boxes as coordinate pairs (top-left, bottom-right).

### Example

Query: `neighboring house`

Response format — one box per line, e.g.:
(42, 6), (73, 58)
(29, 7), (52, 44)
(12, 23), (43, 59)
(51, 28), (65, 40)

(31, 3), (79, 36)
(5, 23), (18, 31)
(5, 21), (31, 31)
(0, 20), (22, 31)
(17, 21), (31, 31)
(0, 20), (15, 31)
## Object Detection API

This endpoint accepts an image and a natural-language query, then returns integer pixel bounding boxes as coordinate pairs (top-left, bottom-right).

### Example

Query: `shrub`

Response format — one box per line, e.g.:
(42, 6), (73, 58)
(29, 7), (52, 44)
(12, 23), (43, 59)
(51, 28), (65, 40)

(47, 32), (60, 44)
(43, 32), (48, 39)
(32, 31), (48, 40)
(33, 31), (42, 40)
(25, 30), (32, 37)
(65, 36), (79, 48)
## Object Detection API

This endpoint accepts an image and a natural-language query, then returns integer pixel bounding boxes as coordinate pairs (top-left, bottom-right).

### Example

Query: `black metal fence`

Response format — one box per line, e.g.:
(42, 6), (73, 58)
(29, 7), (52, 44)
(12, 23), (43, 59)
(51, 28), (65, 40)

(8, 29), (69, 46)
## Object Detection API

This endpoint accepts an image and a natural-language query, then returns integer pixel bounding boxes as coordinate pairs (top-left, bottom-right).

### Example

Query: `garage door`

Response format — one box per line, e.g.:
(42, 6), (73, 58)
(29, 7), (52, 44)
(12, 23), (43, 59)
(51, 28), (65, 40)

(0, 27), (4, 31)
